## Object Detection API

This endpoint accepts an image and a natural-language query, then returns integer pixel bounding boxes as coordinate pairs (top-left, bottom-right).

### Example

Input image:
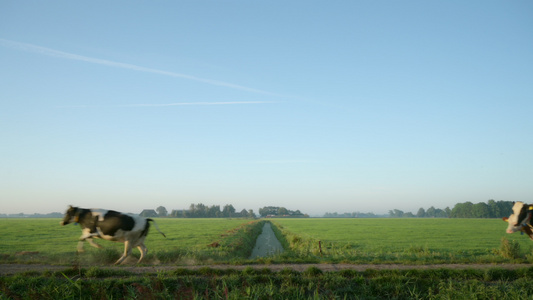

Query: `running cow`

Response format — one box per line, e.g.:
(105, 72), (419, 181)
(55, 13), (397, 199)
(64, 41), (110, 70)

(503, 201), (533, 240)
(60, 205), (166, 264)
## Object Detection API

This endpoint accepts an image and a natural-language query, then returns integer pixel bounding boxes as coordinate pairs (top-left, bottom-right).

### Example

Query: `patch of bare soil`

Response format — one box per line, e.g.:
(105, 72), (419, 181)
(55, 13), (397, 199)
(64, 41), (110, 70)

(0, 263), (529, 276)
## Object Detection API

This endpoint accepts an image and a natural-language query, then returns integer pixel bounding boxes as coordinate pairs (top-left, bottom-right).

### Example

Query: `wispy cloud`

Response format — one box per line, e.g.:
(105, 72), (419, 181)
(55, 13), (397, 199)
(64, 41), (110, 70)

(124, 101), (276, 107)
(58, 101), (276, 108)
(0, 38), (281, 96)
(252, 160), (316, 164)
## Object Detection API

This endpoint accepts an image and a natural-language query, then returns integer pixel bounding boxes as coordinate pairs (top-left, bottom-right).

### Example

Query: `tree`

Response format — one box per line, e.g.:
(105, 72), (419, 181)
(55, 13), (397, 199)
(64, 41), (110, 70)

(488, 200), (513, 218)
(451, 202), (474, 218)
(416, 208), (426, 218)
(209, 205), (221, 218)
(389, 209), (404, 218)
(444, 207), (451, 218)
(259, 206), (279, 217)
(248, 209), (256, 218)
(426, 206), (436, 218)
(195, 203), (207, 218)
(222, 204), (235, 218)
(278, 207), (288, 216)
(156, 206), (168, 217)
(435, 208), (447, 218)
(188, 204), (197, 217)
(170, 209), (186, 218)
(472, 202), (490, 218)
(258, 207), (266, 217)
(496, 201), (514, 218)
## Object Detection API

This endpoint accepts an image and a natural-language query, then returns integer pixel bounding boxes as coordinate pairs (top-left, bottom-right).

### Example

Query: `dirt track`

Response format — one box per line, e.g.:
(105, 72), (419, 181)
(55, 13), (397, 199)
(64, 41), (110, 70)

(1, 263), (530, 276)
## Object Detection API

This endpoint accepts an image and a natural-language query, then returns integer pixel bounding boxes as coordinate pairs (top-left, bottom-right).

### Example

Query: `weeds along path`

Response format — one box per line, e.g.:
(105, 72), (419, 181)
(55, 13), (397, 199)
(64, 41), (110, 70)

(0, 263), (529, 276)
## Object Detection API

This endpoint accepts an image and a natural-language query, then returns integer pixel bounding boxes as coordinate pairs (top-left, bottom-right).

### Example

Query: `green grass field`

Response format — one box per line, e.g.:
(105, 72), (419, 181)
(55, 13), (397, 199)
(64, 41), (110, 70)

(3, 218), (533, 299)
(273, 218), (524, 251)
(0, 218), (531, 265)
(0, 218), (263, 265)
(271, 218), (533, 264)
(0, 218), (251, 252)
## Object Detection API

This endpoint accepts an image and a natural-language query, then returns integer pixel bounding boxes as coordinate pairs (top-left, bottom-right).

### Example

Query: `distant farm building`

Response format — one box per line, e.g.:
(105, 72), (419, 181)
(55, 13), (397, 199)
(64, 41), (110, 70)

(139, 209), (158, 218)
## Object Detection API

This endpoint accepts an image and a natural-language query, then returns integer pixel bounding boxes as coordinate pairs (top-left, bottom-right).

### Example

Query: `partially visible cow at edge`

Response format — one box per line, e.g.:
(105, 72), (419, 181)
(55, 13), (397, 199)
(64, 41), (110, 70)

(503, 201), (533, 240)
(61, 205), (166, 264)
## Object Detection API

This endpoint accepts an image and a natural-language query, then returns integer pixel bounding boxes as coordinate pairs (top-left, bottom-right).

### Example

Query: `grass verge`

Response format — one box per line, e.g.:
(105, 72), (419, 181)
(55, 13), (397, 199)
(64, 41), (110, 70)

(2, 266), (533, 299)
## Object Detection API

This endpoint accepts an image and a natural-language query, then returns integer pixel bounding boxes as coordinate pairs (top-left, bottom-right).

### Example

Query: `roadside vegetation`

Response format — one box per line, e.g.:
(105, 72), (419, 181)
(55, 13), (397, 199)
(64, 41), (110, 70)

(2, 266), (533, 299)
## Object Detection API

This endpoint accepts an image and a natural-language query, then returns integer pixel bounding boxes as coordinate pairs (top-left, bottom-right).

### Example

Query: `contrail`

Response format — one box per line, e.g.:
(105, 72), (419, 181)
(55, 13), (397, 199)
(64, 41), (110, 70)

(0, 38), (280, 96)
(124, 101), (275, 107)
(58, 101), (276, 108)
(252, 160), (316, 164)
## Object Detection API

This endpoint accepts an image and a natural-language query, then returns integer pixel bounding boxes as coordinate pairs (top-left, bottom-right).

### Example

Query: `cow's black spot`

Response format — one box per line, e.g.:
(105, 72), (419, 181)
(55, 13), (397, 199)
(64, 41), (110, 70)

(77, 209), (98, 233)
(61, 206), (78, 225)
(141, 219), (152, 238)
(96, 210), (136, 236)
(517, 205), (529, 225)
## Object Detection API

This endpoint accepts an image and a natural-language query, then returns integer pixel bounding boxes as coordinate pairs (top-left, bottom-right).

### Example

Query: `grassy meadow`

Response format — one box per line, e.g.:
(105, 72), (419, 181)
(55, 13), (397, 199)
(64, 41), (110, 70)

(3, 218), (533, 299)
(271, 218), (533, 264)
(0, 217), (532, 265)
(1, 217), (532, 266)
(0, 218), (265, 265)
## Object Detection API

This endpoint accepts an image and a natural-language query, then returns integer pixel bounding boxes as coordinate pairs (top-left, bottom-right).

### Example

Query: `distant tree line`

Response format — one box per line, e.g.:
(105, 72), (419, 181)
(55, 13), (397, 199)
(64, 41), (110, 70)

(0, 212), (64, 218)
(388, 200), (514, 218)
(258, 206), (308, 218)
(323, 212), (387, 218)
(139, 203), (257, 218)
(1, 200), (515, 219)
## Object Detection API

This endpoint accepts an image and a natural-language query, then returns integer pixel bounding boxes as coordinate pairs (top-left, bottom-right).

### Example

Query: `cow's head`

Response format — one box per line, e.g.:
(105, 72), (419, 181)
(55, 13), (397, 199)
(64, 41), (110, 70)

(60, 205), (80, 226)
(503, 201), (532, 234)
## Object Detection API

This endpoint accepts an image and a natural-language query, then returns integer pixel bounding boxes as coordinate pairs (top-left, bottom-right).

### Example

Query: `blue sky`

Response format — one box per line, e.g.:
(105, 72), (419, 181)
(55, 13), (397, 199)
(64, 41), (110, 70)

(1, 1), (532, 215)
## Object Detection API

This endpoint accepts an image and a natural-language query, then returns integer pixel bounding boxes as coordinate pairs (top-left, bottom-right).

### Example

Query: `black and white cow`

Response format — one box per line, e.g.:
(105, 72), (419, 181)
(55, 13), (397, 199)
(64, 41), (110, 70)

(61, 205), (166, 264)
(503, 201), (533, 240)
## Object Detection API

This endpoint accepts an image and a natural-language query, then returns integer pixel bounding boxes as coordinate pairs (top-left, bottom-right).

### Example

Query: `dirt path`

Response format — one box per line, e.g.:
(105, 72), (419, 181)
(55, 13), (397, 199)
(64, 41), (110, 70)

(249, 222), (284, 259)
(1, 263), (530, 276)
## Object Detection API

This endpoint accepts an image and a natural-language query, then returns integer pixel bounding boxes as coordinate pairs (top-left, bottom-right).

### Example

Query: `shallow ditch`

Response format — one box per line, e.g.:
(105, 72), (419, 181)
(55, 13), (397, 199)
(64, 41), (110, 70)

(249, 222), (284, 258)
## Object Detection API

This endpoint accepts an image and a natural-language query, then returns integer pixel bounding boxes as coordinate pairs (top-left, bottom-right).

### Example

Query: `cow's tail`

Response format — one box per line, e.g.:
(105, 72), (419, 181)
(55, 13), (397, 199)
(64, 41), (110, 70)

(147, 219), (166, 238)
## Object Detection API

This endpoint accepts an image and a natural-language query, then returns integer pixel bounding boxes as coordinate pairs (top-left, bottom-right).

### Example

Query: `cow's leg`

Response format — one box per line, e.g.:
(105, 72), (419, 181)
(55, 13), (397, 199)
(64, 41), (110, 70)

(78, 230), (102, 252)
(77, 232), (91, 252)
(77, 241), (85, 253)
(87, 238), (103, 249)
(137, 243), (147, 264)
(114, 241), (132, 265)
